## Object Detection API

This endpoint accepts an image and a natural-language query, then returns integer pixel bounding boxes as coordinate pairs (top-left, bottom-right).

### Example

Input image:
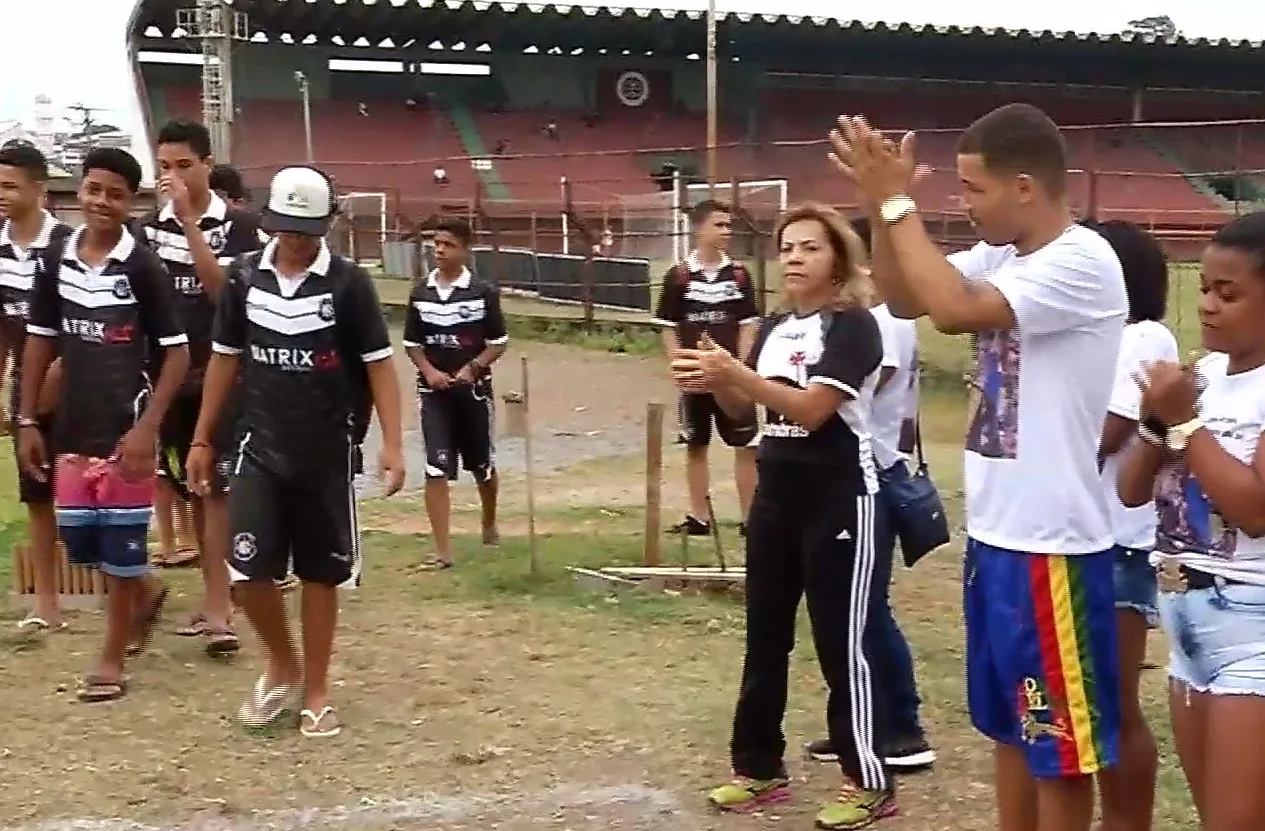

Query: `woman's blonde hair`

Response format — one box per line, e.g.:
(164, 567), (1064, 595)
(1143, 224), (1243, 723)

(774, 202), (874, 311)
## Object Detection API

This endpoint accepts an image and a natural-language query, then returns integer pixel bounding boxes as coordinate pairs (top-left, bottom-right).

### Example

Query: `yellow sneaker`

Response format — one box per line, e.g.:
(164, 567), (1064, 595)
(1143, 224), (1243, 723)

(707, 775), (791, 812)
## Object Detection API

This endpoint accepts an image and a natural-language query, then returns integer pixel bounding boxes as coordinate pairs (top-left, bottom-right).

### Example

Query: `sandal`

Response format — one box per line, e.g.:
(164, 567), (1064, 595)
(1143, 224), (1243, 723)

(238, 675), (297, 728)
(165, 547), (199, 568)
(205, 627), (240, 656)
(17, 616), (67, 632)
(175, 613), (209, 637)
(300, 706), (342, 738)
(77, 674), (129, 703)
(125, 584), (169, 657)
(416, 555), (453, 572)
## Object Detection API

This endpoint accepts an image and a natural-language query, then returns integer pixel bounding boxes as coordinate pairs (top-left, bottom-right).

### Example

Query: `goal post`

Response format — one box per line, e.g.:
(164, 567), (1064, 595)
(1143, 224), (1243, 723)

(617, 173), (788, 265)
(336, 191), (388, 265)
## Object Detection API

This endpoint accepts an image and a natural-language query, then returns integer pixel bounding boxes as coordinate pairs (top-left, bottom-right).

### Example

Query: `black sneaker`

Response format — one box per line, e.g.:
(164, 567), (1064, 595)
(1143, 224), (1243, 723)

(884, 732), (935, 770)
(804, 738), (837, 762)
(804, 734), (935, 770)
(669, 515), (711, 536)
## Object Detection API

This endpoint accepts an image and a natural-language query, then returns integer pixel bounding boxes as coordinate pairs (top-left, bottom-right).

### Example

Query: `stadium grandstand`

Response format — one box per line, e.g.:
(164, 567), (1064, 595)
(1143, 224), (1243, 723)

(125, 0), (1265, 275)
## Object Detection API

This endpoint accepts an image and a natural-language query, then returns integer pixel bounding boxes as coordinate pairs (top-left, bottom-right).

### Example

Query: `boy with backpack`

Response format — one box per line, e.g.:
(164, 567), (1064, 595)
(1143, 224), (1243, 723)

(185, 165), (404, 736)
(651, 200), (760, 536)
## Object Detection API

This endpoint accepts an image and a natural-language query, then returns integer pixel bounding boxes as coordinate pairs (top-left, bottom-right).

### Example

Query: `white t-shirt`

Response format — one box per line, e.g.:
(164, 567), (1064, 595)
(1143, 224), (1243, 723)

(869, 304), (919, 470)
(1153, 352), (1265, 583)
(948, 224), (1127, 553)
(1101, 320), (1179, 550)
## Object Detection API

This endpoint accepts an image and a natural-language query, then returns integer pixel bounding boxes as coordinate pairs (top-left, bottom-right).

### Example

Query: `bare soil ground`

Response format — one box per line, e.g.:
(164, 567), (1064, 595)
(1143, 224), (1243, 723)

(0, 334), (1196, 831)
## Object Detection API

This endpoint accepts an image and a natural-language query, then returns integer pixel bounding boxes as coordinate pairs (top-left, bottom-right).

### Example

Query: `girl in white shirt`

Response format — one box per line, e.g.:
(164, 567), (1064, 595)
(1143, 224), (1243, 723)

(1084, 219), (1178, 831)
(1118, 211), (1265, 830)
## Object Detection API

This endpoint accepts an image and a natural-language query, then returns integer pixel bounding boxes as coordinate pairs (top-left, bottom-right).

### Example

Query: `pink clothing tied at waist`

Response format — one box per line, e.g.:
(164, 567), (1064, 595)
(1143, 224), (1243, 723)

(54, 453), (156, 509)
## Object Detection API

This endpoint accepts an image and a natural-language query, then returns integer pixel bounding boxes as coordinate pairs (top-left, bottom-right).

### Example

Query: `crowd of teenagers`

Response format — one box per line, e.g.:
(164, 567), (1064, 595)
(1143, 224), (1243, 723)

(666, 103), (1265, 831)
(0, 120), (512, 736)
(3, 101), (1265, 830)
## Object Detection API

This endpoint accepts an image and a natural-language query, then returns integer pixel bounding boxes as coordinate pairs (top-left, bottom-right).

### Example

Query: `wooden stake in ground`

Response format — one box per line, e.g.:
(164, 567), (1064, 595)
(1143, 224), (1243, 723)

(521, 357), (539, 576)
(503, 358), (539, 575)
(643, 401), (664, 567)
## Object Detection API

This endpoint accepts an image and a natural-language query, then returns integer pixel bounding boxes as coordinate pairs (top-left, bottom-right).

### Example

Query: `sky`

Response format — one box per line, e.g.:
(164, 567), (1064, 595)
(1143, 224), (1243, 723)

(2, 0), (1261, 139)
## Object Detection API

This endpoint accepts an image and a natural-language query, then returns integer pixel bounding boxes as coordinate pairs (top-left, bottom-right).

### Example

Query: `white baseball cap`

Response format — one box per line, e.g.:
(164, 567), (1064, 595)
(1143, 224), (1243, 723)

(262, 165), (336, 236)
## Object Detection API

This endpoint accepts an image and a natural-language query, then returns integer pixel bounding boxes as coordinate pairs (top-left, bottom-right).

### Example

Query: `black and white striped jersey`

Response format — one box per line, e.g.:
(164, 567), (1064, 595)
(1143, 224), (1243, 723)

(402, 267), (509, 392)
(211, 239), (394, 480)
(746, 306), (883, 494)
(27, 227), (187, 457)
(0, 212), (72, 413)
(134, 193), (267, 394)
(652, 251), (759, 354)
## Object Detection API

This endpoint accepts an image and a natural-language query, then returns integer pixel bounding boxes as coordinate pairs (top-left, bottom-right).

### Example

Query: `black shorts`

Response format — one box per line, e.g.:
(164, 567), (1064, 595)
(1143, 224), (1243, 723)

(678, 393), (758, 448)
(158, 394), (236, 499)
(12, 414), (55, 505)
(419, 385), (495, 482)
(227, 453), (361, 588)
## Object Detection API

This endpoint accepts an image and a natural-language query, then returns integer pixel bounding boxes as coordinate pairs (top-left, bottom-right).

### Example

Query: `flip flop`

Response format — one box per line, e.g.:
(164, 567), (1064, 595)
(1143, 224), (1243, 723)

(164, 548), (199, 568)
(77, 674), (129, 703)
(416, 555), (453, 572)
(16, 616), (67, 632)
(175, 613), (209, 637)
(299, 706), (342, 738)
(238, 675), (296, 728)
(125, 585), (169, 657)
(205, 627), (240, 657)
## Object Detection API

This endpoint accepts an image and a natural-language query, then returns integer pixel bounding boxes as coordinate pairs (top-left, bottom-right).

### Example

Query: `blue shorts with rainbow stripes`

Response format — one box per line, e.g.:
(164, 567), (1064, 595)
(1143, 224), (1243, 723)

(963, 539), (1121, 779)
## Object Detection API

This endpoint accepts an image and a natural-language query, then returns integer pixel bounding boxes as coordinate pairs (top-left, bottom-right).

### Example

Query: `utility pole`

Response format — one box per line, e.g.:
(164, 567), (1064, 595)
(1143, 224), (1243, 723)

(177, 0), (247, 161)
(705, 0), (718, 188)
(295, 71), (314, 162)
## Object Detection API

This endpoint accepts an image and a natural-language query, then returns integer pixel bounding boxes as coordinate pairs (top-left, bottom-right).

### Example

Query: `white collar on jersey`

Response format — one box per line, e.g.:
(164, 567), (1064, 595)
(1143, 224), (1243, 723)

(258, 237), (332, 277)
(158, 190), (228, 223)
(64, 224), (136, 267)
(426, 266), (472, 289)
(0, 210), (58, 251)
(686, 249), (731, 276)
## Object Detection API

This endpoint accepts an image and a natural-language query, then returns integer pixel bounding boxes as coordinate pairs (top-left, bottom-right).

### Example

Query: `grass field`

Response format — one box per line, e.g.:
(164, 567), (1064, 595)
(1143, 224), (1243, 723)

(0, 321), (1201, 829)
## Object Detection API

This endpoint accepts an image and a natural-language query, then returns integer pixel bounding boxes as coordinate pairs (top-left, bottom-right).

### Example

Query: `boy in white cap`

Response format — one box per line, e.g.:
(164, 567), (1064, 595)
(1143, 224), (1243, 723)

(187, 165), (405, 736)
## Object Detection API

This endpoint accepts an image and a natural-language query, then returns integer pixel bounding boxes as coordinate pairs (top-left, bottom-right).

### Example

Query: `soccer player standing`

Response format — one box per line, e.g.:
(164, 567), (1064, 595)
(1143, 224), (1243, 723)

(187, 166), (404, 736)
(403, 218), (507, 570)
(135, 121), (268, 653)
(652, 200), (759, 536)
(832, 105), (1127, 831)
(0, 143), (71, 632)
(19, 148), (190, 702)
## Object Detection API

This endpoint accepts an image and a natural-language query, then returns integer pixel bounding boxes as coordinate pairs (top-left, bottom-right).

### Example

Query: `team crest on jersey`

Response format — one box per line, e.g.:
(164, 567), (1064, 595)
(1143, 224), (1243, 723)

(318, 296), (336, 321)
(112, 277), (132, 299)
(206, 223), (229, 253)
(456, 304), (476, 320)
(232, 532), (257, 562)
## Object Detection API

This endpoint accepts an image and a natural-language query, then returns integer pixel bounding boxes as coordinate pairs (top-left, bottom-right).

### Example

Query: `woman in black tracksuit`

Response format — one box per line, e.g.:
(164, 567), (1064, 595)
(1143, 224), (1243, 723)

(672, 202), (893, 829)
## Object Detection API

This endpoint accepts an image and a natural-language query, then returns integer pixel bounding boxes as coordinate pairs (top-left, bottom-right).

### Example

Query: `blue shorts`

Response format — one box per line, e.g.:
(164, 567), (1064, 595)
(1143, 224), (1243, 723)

(53, 454), (153, 579)
(964, 539), (1121, 779)
(1160, 579), (1265, 696)
(1113, 545), (1158, 627)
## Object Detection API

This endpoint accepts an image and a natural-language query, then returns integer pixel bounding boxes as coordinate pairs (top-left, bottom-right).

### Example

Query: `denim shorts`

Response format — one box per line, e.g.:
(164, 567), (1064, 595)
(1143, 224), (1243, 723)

(1159, 580), (1265, 696)
(1113, 546), (1158, 627)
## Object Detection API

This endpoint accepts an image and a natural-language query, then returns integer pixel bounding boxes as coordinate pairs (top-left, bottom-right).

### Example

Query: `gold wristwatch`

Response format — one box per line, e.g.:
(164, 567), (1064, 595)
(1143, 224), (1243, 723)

(879, 195), (917, 225)
(1166, 417), (1204, 452)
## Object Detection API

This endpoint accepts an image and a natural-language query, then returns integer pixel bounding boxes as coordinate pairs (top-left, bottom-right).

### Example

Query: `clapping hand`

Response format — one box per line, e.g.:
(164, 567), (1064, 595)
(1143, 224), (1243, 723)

(827, 115), (921, 205)
(671, 334), (743, 391)
(1135, 360), (1199, 427)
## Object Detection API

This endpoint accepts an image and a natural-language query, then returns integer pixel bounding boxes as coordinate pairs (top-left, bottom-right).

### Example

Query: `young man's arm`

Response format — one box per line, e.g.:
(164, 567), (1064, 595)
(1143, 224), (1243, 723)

(870, 214), (926, 319)
(194, 263), (248, 447)
(123, 251), (190, 477)
(346, 268), (404, 493)
(652, 266), (684, 353)
(401, 282), (451, 389)
(17, 247), (60, 478)
(735, 266), (760, 362)
(456, 284), (508, 383)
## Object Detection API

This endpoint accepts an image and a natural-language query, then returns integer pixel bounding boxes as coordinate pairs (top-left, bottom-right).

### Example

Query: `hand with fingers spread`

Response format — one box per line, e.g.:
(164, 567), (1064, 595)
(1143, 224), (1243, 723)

(827, 115), (920, 205)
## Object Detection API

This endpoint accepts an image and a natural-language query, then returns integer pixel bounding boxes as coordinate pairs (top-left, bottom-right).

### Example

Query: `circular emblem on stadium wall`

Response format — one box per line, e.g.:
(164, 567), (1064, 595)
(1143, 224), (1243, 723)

(318, 296), (335, 321)
(615, 71), (650, 107)
(112, 277), (132, 299)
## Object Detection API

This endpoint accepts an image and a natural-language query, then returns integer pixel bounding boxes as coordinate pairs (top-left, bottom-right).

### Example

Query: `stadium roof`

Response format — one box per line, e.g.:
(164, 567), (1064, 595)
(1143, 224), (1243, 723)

(127, 1), (1265, 55)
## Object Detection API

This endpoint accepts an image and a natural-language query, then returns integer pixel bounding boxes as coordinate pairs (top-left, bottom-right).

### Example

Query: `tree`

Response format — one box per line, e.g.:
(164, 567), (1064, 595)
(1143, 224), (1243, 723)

(1126, 15), (1179, 38)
